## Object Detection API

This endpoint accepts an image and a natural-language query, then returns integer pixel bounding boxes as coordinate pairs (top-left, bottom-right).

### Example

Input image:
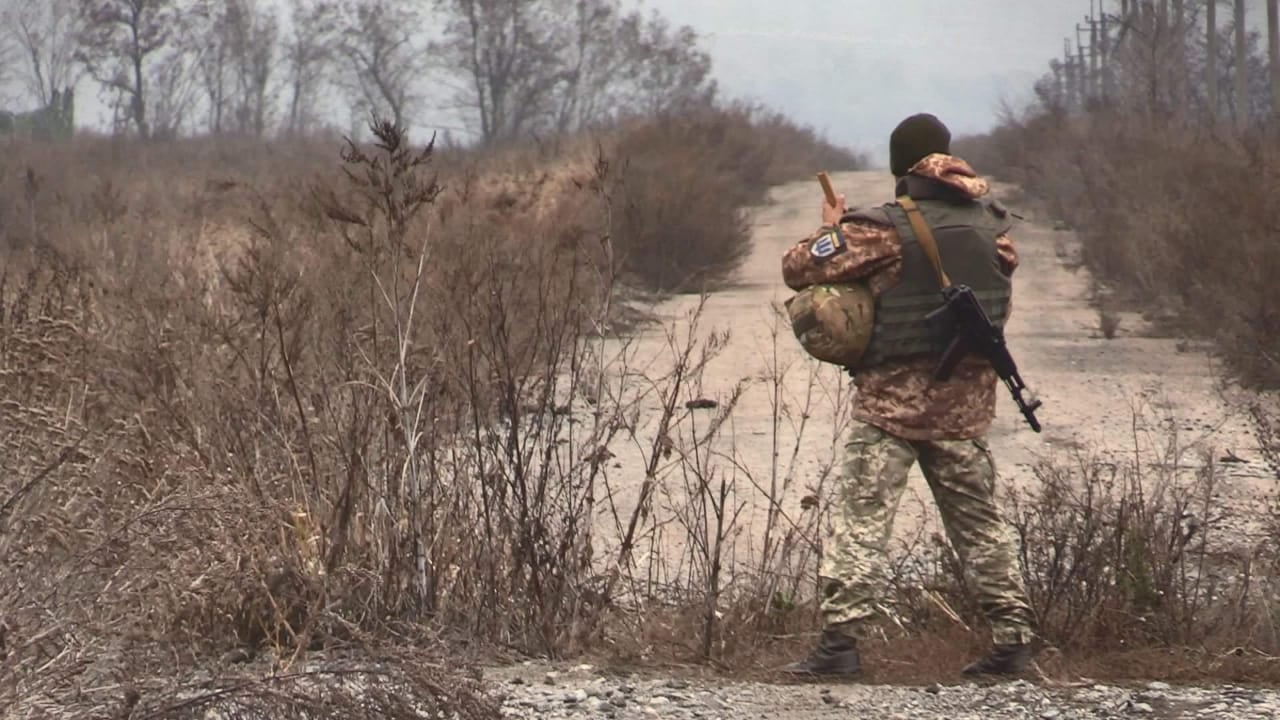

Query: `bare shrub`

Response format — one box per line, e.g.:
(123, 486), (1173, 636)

(0, 95), (873, 711)
(967, 109), (1280, 389)
(949, 28), (1280, 676)
(1098, 308), (1122, 339)
(603, 101), (867, 294)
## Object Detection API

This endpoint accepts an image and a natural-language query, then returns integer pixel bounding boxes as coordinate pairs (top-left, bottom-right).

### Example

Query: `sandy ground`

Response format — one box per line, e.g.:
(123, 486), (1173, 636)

(586, 169), (1270, 578)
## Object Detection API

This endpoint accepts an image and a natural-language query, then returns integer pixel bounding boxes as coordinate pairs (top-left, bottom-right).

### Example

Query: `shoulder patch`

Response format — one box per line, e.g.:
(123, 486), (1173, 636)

(840, 206), (894, 227)
(808, 229), (848, 263)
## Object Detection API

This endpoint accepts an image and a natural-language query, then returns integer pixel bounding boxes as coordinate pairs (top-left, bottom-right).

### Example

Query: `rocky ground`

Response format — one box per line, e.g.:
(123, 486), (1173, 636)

(484, 662), (1280, 719)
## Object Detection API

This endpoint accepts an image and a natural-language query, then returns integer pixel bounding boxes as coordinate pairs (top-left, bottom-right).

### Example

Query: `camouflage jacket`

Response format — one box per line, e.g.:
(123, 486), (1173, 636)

(781, 154), (1019, 441)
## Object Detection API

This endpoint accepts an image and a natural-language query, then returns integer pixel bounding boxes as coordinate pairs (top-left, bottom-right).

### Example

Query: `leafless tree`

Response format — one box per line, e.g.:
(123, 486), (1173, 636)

(1041, 0), (1279, 126)
(435, 0), (715, 144)
(189, 0), (233, 132)
(189, 0), (278, 135)
(1103, 0), (1203, 116)
(76, 0), (188, 138)
(1172, 0), (1187, 106)
(1235, 0), (1249, 128)
(233, 4), (278, 135)
(147, 41), (201, 137)
(549, 0), (617, 134)
(611, 9), (715, 117)
(0, 14), (15, 102)
(549, 0), (708, 134)
(1209, 0), (1220, 119)
(435, 0), (571, 143)
(283, 0), (340, 135)
(1269, 0), (1279, 118)
(2, 0), (84, 107)
(336, 0), (430, 131)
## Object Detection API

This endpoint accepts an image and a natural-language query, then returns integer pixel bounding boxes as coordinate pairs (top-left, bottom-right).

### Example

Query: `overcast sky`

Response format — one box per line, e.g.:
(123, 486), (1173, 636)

(51, 0), (1115, 165)
(643, 0), (1100, 164)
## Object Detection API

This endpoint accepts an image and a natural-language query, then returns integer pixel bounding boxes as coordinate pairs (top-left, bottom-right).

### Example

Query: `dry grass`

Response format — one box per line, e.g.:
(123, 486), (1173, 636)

(7, 89), (1280, 717)
(0, 105), (867, 714)
(958, 108), (1280, 390)
(950, 95), (1280, 685)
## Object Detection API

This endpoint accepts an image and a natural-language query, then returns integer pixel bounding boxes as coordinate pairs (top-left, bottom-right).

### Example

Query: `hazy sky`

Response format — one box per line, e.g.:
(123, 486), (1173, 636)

(643, 0), (1099, 164)
(50, 0), (1109, 165)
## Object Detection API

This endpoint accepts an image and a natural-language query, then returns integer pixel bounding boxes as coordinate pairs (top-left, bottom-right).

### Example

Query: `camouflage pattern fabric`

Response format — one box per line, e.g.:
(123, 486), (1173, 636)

(784, 282), (876, 366)
(850, 354), (1005, 442)
(820, 421), (1036, 647)
(780, 153), (1019, 441)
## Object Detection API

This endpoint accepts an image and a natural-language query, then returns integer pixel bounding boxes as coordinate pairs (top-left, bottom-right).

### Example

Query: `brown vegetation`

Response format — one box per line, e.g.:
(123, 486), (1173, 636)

(957, 111), (1280, 390)
(0, 102), (864, 716)
(10, 2), (1280, 709)
(933, 0), (1280, 686)
(953, 1), (1280, 392)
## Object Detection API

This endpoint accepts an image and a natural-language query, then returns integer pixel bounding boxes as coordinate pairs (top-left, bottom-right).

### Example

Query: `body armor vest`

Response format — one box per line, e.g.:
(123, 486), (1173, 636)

(854, 179), (1014, 370)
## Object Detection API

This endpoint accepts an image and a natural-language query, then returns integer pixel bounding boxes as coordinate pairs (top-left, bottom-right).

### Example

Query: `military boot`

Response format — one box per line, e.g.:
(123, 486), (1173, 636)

(780, 628), (862, 677)
(961, 642), (1033, 676)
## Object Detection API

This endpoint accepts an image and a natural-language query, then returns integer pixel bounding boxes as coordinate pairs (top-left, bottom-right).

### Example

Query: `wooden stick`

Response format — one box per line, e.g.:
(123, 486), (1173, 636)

(817, 172), (839, 206)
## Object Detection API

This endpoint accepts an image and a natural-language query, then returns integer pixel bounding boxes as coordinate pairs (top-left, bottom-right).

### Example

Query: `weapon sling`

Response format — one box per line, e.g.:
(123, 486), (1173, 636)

(897, 194), (951, 290)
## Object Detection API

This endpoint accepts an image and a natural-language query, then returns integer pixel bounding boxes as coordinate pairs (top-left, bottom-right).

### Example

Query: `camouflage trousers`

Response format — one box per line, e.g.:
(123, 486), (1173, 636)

(819, 421), (1036, 646)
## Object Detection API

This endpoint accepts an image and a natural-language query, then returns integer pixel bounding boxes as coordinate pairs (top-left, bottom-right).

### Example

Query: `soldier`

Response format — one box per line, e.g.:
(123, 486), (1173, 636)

(779, 113), (1037, 678)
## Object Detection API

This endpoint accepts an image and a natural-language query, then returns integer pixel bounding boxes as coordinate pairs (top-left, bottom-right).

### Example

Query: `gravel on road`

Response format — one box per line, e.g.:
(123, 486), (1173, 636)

(484, 663), (1280, 720)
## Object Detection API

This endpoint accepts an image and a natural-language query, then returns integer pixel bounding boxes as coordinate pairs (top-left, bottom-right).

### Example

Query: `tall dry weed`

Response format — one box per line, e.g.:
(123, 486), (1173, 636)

(0, 102), (870, 713)
(964, 108), (1280, 389)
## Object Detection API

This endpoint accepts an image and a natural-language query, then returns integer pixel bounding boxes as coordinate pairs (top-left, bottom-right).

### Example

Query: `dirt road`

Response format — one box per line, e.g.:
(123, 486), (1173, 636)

(476, 169), (1274, 717)
(486, 170), (1276, 718)
(593, 169), (1266, 573)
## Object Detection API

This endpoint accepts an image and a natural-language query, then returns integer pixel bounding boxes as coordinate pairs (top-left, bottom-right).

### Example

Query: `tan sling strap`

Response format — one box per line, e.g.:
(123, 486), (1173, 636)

(897, 195), (951, 290)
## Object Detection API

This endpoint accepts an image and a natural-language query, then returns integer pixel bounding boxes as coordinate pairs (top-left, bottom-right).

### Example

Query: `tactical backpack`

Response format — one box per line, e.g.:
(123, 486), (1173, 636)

(785, 194), (1011, 372)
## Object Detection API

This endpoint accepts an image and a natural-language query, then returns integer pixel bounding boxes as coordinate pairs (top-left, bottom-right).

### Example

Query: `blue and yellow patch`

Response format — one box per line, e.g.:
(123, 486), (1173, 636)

(809, 229), (847, 263)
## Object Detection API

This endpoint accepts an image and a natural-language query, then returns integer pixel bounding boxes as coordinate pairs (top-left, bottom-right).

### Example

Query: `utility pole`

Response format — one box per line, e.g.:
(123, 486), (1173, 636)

(1077, 21), (1095, 103)
(1209, 0), (1220, 122)
(1090, 4), (1101, 101)
(1065, 39), (1079, 111)
(1173, 0), (1186, 107)
(1269, 0), (1280, 119)
(1080, 36), (1090, 103)
(1050, 59), (1063, 107)
(1236, 0), (1249, 129)
(1100, 0), (1114, 101)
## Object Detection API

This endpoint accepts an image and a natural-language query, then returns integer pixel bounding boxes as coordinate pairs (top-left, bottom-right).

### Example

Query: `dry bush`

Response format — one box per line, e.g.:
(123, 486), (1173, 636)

(1007, 454), (1243, 653)
(0, 99), (870, 712)
(0, 141), (502, 719)
(8, 114), (1280, 700)
(964, 109), (1280, 389)
(603, 101), (868, 294)
(0, 121), (613, 715)
(589, 301), (856, 666)
(724, 420), (1280, 685)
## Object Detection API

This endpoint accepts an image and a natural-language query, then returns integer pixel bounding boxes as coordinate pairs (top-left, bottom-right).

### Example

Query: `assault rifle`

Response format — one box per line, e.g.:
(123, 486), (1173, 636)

(925, 284), (1043, 433)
